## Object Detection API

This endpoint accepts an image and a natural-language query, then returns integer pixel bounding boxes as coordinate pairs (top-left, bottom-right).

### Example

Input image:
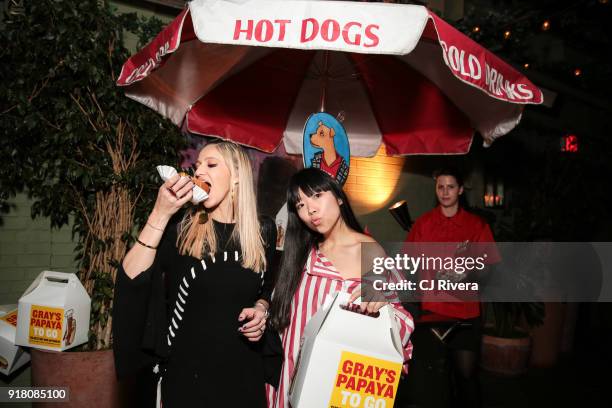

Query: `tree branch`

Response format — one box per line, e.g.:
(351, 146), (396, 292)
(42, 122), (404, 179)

(70, 93), (98, 132)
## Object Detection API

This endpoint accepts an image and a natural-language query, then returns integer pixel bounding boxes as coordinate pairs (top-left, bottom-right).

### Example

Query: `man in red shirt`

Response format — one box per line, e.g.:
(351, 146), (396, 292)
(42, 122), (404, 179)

(401, 167), (499, 408)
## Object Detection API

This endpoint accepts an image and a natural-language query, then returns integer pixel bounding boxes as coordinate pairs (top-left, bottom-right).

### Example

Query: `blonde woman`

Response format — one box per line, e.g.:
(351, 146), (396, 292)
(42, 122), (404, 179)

(113, 140), (276, 407)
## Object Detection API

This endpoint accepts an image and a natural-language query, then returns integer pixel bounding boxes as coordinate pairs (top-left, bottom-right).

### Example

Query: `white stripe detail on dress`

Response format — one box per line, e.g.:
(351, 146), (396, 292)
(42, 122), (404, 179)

(179, 285), (188, 297)
(171, 317), (178, 329)
(169, 326), (175, 338)
(200, 260), (207, 271)
(174, 308), (182, 321)
(178, 293), (186, 304)
(191, 266), (197, 278)
(156, 376), (162, 408)
(175, 300), (184, 313)
(211, 254), (216, 263)
(224, 251), (227, 261)
(235, 251), (239, 261)
(182, 276), (189, 288)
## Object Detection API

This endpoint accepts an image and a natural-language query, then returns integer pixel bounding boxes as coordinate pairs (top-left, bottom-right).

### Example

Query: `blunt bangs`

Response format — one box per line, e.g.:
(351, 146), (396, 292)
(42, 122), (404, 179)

(287, 168), (338, 210)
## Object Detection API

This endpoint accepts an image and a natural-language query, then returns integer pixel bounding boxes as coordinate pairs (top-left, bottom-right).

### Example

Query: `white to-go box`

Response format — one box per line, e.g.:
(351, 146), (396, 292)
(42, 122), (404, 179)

(15, 271), (91, 351)
(0, 305), (31, 376)
(290, 292), (404, 408)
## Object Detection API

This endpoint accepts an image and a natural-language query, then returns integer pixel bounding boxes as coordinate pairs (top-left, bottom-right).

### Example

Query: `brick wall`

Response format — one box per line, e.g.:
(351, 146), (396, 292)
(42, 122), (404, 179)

(0, 193), (77, 306)
(344, 146), (409, 242)
(345, 145), (406, 213)
(343, 146), (485, 243)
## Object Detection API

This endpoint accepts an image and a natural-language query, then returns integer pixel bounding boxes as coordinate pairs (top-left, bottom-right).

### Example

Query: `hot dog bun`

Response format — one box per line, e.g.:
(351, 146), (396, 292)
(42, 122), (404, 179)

(192, 177), (210, 193)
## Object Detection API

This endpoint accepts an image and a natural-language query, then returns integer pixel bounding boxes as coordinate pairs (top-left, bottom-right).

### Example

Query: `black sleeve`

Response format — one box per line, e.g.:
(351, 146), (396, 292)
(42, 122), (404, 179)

(113, 261), (158, 379)
(258, 216), (278, 303)
(112, 215), (181, 380)
(258, 218), (283, 388)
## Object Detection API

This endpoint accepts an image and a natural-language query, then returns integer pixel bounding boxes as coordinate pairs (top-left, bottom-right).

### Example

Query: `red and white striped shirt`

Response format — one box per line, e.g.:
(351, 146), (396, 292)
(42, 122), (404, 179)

(266, 247), (414, 408)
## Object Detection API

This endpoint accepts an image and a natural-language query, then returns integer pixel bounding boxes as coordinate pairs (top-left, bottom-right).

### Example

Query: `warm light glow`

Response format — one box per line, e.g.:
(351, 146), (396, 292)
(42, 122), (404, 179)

(343, 145), (404, 215)
(484, 182), (495, 208)
(503, 30), (511, 40)
(389, 200), (406, 210)
(484, 180), (504, 207)
(472, 26), (481, 33)
(574, 68), (582, 76)
(495, 180), (504, 206)
(541, 20), (551, 31)
(598, 0), (608, 5)
(523, 63), (530, 69)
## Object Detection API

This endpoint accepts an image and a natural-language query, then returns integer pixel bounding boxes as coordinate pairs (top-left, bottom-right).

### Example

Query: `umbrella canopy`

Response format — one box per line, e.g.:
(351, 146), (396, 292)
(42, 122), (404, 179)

(117, 0), (543, 156)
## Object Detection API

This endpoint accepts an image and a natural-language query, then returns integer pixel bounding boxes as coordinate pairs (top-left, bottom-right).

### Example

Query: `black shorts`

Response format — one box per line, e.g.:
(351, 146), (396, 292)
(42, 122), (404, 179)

(443, 318), (482, 351)
(421, 318), (482, 352)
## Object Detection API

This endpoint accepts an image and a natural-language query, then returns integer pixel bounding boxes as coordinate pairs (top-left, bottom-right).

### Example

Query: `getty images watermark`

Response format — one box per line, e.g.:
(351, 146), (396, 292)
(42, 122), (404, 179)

(360, 242), (612, 303)
(371, 251), (488, 292)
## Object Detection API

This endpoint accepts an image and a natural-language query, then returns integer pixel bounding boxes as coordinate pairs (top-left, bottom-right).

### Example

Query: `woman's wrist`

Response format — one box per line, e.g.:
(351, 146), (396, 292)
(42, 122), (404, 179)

(145, 221), (164, 232)
(148, 209), (170, 230)
(254, 301), (269, 317)
(133, 210), (168, 251)
(135, 237), (158, 250)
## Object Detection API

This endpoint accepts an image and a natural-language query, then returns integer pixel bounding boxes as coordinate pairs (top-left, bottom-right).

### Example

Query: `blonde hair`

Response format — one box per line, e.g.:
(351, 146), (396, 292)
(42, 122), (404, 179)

(177, 141), (266, 273)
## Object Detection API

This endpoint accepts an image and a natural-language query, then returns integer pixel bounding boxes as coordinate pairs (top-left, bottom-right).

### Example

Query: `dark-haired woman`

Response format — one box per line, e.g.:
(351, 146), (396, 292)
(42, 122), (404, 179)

(266, 168), (414, 408)
(404, 167), (500, 408)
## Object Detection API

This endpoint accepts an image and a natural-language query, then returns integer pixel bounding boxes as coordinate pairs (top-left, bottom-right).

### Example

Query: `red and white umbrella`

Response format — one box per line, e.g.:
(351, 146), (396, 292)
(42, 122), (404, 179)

(117, 0), (543, 156)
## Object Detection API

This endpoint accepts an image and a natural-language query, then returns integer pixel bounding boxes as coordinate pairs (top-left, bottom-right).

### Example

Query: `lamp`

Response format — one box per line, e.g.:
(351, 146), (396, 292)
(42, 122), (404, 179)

(484, 181), (495, 207)
(389, 200), (412, 231)
(484, 178), (504, 208)
(495, 179), (504, 206)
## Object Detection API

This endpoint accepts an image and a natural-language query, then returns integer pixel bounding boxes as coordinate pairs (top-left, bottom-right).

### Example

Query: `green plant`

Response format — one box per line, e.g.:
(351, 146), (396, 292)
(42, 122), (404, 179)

(0, 0), (185, 350)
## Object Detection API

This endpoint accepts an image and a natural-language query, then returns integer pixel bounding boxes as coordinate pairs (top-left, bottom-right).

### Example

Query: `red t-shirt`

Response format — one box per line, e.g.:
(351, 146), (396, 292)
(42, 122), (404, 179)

(405, 206), (500, 320)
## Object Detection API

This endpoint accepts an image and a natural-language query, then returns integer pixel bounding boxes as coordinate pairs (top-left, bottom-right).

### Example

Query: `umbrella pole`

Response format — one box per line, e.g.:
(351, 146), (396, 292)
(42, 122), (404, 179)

(319, 51), (330, 113)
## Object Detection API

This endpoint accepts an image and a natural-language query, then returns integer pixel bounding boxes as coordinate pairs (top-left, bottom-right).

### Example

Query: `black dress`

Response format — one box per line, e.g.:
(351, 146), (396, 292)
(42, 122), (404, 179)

(113, 215), (277, 407)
